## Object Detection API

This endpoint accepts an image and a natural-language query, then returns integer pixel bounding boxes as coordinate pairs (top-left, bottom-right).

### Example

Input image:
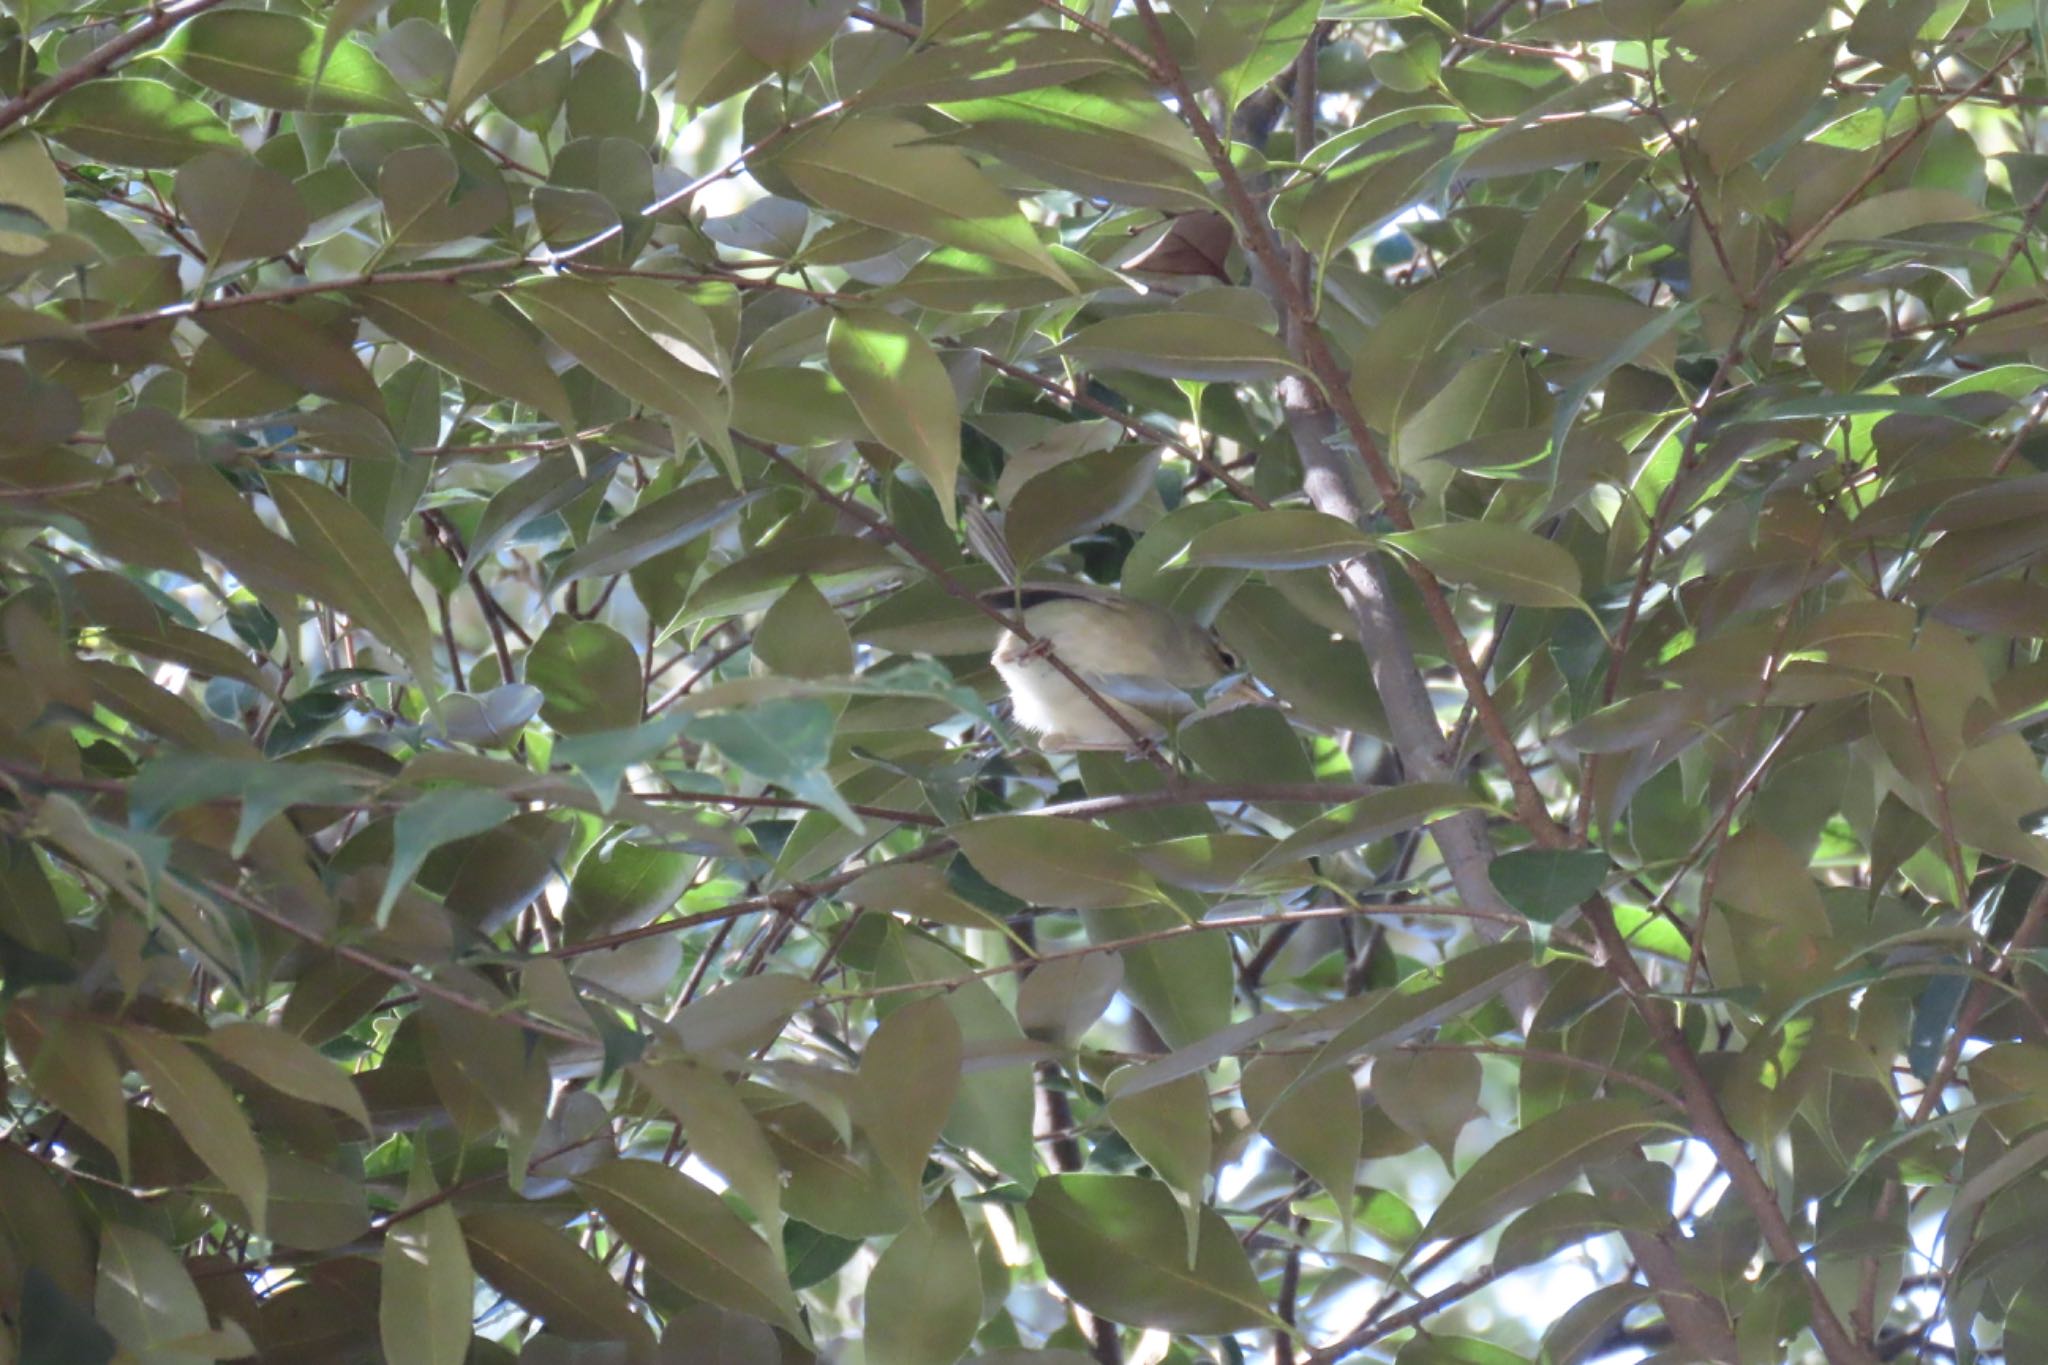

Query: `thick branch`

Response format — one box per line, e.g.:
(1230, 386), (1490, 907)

(1583, 897), (1874, 1364)
(1130, 0), (1556, 841)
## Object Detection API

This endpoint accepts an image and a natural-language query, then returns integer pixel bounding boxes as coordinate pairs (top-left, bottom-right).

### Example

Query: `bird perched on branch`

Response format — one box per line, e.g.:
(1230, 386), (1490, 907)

(978, 582), (1263, 752)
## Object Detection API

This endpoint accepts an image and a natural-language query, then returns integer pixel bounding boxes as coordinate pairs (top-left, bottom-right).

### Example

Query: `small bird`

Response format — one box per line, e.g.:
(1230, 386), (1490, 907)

(979, 583), (1262, 752)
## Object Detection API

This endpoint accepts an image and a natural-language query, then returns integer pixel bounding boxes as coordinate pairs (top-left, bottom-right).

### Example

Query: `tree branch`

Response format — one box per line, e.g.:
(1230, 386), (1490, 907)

(0, 0), (233, 136)
(1130, 0), (1556, 841)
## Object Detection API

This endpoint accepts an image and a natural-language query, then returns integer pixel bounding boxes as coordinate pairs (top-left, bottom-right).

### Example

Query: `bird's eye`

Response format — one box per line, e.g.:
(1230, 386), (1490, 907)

(1217, 645), (1241, 672)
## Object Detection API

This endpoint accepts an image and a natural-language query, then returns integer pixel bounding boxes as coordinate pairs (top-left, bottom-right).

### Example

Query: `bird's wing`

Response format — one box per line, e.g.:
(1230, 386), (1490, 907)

(1089, 670), (1203, 711)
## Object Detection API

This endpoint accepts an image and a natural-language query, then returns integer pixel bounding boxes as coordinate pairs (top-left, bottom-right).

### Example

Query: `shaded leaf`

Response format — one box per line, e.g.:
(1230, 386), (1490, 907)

(118, 1028), (267, 1237)
(863, 1193), (982, 1365)
(1488, 849), (1611, 924)
(174, 151), (307, 268)
(377, 788), (519, 924)
(1027, 1175), (1279, 1334)
(463, 1210), (652, 1348)
(574, 1159), (808, 1341)
(268, 472), (444, 697)
(1426, 1099), (1681, 1241)
(527, 618), (643, 734)
(953, 816), (1159, 910)
(353, 283), (576, 435)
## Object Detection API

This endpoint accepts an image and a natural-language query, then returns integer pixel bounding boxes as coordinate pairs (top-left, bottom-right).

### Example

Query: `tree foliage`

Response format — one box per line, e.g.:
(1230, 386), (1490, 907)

(4, 0), (2048, 1362)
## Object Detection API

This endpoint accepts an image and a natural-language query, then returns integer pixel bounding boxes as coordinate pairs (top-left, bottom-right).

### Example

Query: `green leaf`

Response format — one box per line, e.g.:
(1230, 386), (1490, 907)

(1241, 1052), (1363, 1240)
(94, 1225), (214, 1365)
(1473, 293), (1679, 368)
(1394, 1335), (1528, 1365)
(509, 277), (733, 463)
(733, 0), (856, 71)
(552, 479), (762, 584)
(197, 302), (382, 413)
(575, 1159), (809, 1342)
(1015, 952), (1124, 1046)
(1805, 187), (1987, 255)
(1105, 1069), (1212, 1262)
(672, 0), (774, 109)
(352, 283), (576, 436)
(780, 115), (1074, 288)
(377, 788), (519, 925)
(686, 698), (863, 831)
(1280, 125), (1453, 267)
(1005, 446), (1161, 572)
(173, 150), (307, 268)
(445, 0), (603, 113)
(428, 685), (545, 748)
(118, 1028), (268, 1238)
(857, 995), (962, 1206)
(162, 10), (416, 114)
(865, 27), (1132, 104)
(633, 1060), (786, 1246)
(381, 1158), (474, 1365)
(952, 815), (1159, 910)
(1372, 1047), (1482, 1167)
(863, 1193), (983, 1365)
(1425, 1099), (1682, 1241)
(1061, 310), (1302, 382)
(1488, 848), (1612, 923)
(1087, 904), (1234, 1049)
(1541, 1283), (1654, 1365)
(891, 241), (1126, 313)
(1026, 1175), (1281, 1334)
(553, 714), (692, 811)
(34, 79), (239, 168)
(1695, 37), (1835, 173)
(463, 1211), (654, 1351)
(526, 618), (643, 734)
(1195, 0), (1319, 111)
(127, 754), (372, 858)
(463, 449), (624, 575)
(0, 132), (63, 251)
(754, 574), (855, 678)
(827, 308), (962, 527)
(871, 926), (1037, 1187)
(253, 1153), (371, 1252)
(563, 838), (696, 941)
(267, 471), (444, 698)
(1258, 783), (1490, 867)
(658, 1305), (784, 1362)
(1460, 116), (1645, 179)
(203, 1020), (370, 1132)
(937, 77), (1212, 211)
(731, 365), (869, 445)
(5, 1012), (131, 1178)
(1380, 522), (1587, 611)
(1182, 507), (1375, 569)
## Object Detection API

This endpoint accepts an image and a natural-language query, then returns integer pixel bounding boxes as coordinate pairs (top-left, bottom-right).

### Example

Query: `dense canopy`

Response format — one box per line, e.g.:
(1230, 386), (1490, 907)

(4, 1), (2048, 1363)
